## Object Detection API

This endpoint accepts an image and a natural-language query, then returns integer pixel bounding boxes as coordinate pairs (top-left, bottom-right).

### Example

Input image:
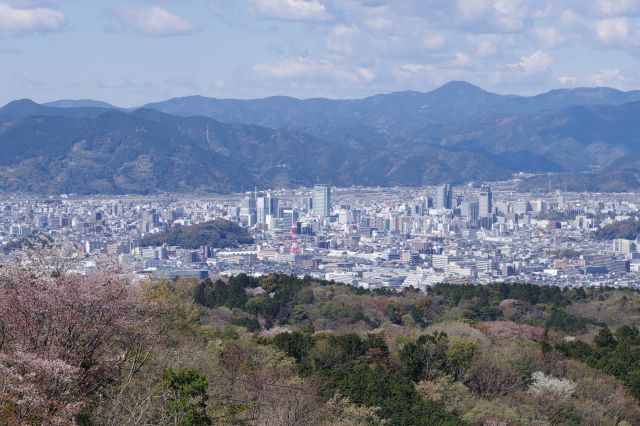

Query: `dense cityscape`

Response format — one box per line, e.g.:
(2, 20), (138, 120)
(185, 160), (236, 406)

(3, 176), (638, 290)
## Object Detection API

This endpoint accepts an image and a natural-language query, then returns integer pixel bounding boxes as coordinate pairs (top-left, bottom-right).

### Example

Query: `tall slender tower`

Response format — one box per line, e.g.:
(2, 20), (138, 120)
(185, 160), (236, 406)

(436, 184), (452, 209)
(479, 186), (492, 218)
(313, 184), (331, 217)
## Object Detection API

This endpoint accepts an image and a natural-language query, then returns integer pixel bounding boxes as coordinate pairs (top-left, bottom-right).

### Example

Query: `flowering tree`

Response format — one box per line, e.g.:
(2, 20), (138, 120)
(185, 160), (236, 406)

(0, 247), (152, 424)
(529, 371), (576, 400)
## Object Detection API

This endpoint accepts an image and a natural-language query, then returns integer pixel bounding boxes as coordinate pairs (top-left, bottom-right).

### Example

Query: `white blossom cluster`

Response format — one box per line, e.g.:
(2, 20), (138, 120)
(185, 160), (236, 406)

(528, 371), (576, 400)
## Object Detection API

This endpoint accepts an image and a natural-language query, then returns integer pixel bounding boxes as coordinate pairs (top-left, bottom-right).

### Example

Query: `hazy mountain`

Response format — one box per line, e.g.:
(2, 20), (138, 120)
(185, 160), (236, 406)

(143, 81), (640, 129)
(0, 106), (519, 194)
(0, 99), (113, 125)
(43, 99), (119, 109)
(3, 82), (640, 194)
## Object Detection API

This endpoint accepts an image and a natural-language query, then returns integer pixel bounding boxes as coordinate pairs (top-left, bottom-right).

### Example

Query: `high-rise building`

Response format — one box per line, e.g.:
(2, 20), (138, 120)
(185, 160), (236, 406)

(479, 186), (493, 218)
(436, 184), (452, 209)
(513, 200), (531, 215)
(300, 196), (313, 212)
(256, 195), (267, 224)
(267, 192), (279, 218)
(240, 196), (257, 226)
(460, 201), (479, 225)
(557, 191), (566, 210)
(313, 184), (331, 217)
(257, 192), (279, 224)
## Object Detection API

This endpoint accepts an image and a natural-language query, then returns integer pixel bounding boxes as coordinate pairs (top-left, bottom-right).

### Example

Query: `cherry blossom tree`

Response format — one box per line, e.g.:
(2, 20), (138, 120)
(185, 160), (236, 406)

(0, 246), (152, 424)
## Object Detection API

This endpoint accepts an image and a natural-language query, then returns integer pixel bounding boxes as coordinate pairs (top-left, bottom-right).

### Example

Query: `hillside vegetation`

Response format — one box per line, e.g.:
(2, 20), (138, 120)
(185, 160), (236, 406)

(140, 219), (253, 249)
(594, 218), (640, 240)
(3, 248), (640, 425)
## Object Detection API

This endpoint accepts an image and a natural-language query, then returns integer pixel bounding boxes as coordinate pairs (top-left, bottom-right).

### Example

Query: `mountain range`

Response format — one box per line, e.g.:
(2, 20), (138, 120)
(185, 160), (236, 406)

(3, 81), (640, 194)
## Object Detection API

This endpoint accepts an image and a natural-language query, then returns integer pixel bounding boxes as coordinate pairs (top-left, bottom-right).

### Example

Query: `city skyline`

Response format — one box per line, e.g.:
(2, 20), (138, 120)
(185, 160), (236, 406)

(3, 181), (639, 290)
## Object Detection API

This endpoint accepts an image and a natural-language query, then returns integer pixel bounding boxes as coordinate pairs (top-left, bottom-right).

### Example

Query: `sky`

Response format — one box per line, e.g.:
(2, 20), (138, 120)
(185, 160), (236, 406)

(1, 0), (640, 107)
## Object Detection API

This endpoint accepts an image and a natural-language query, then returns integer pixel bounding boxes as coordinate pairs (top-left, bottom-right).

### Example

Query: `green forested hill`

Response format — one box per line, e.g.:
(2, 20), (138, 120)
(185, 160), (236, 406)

(594, 218), (640, 240)
(140, 219), (253, 248)
(124, 276), (640, 425)
(6, 86), (640, 193)
(4, 265), (640, 425)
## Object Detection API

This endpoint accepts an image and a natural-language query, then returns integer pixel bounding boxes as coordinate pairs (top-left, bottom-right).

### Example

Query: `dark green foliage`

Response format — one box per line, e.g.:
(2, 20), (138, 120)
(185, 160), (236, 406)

(365, 333), (391, 361)
(463, 306), (503, 321)
(141, 220), (253, 249)
(385, 301), (403, 325)
(272, 332), (314, 363)
(544, 307), (590, 334)
(193, 278), (247, 309)
(594, 328), (616, 349)
(615, 324), (640, 342)
(446, 341), (478, 382)
(196, 273), (365, 327)
(398, 332), (479, 384)
(328, 364), (462, 426)
(399, 332), (449, 382)
(430, 283), (570, 307)
(229, 317), (260, 332)
(161, 369), (211, 426)
(265, 330), (463, 425)
(2, 233), (52, 254)
(556, 325), (640, 399)
(320, 303), (370, 324)
(594, 218), (640, 240)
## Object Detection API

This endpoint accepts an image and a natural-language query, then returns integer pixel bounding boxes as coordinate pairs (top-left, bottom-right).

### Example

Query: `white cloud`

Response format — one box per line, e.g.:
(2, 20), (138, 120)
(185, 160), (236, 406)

(589, 0), (640, 17)
(114, 5), (197, 36)
(555, 68), (631, 89)
(253, 57), (374, 85)
(467, 34), (498, 57)
(594, 18), (631, 45)
(586, 68), (625, 87)
(364, 16), (392, 30)
(0, 1), (65, 35)
(422, 35), (446, 49)
(532, 26), (562, 47)
(453, 51), (471, 66)
(399, 63), (433, 75)
(245, 1), (640, 95)
(252, 0), (330, 22)
(510, 50), (552, 74)
(557, 75), (577, 85)
(325, 24), (359, 55)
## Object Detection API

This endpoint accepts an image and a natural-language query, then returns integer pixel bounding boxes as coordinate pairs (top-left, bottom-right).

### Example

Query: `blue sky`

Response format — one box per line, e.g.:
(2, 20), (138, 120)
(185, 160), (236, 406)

(1, 0), (640, 106)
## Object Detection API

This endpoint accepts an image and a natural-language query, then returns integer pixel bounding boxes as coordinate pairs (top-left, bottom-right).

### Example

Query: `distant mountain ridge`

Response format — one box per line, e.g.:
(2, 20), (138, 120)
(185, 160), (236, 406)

(43, 99), (119, 109)
(0, 99), (115, 126)
(142, 81), (640, 128)
(3, 81), (640, 194)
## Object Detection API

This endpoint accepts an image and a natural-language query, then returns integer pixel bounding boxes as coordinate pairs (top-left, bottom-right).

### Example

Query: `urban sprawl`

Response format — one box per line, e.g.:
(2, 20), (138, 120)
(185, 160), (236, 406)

(2, 179), (639, 290)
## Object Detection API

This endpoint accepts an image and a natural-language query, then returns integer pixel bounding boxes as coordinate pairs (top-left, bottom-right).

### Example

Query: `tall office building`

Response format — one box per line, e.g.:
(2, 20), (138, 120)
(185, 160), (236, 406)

(313, 184), (331, 217)
(267, 192), (279, 218)
(240, 196), (257, 226)
(256, 192), (278, 224)
(256, 195), (267, 224)
(460, 201), (479, 225)
(479, 186), (493, 218)
(436, 184), (452, 210)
